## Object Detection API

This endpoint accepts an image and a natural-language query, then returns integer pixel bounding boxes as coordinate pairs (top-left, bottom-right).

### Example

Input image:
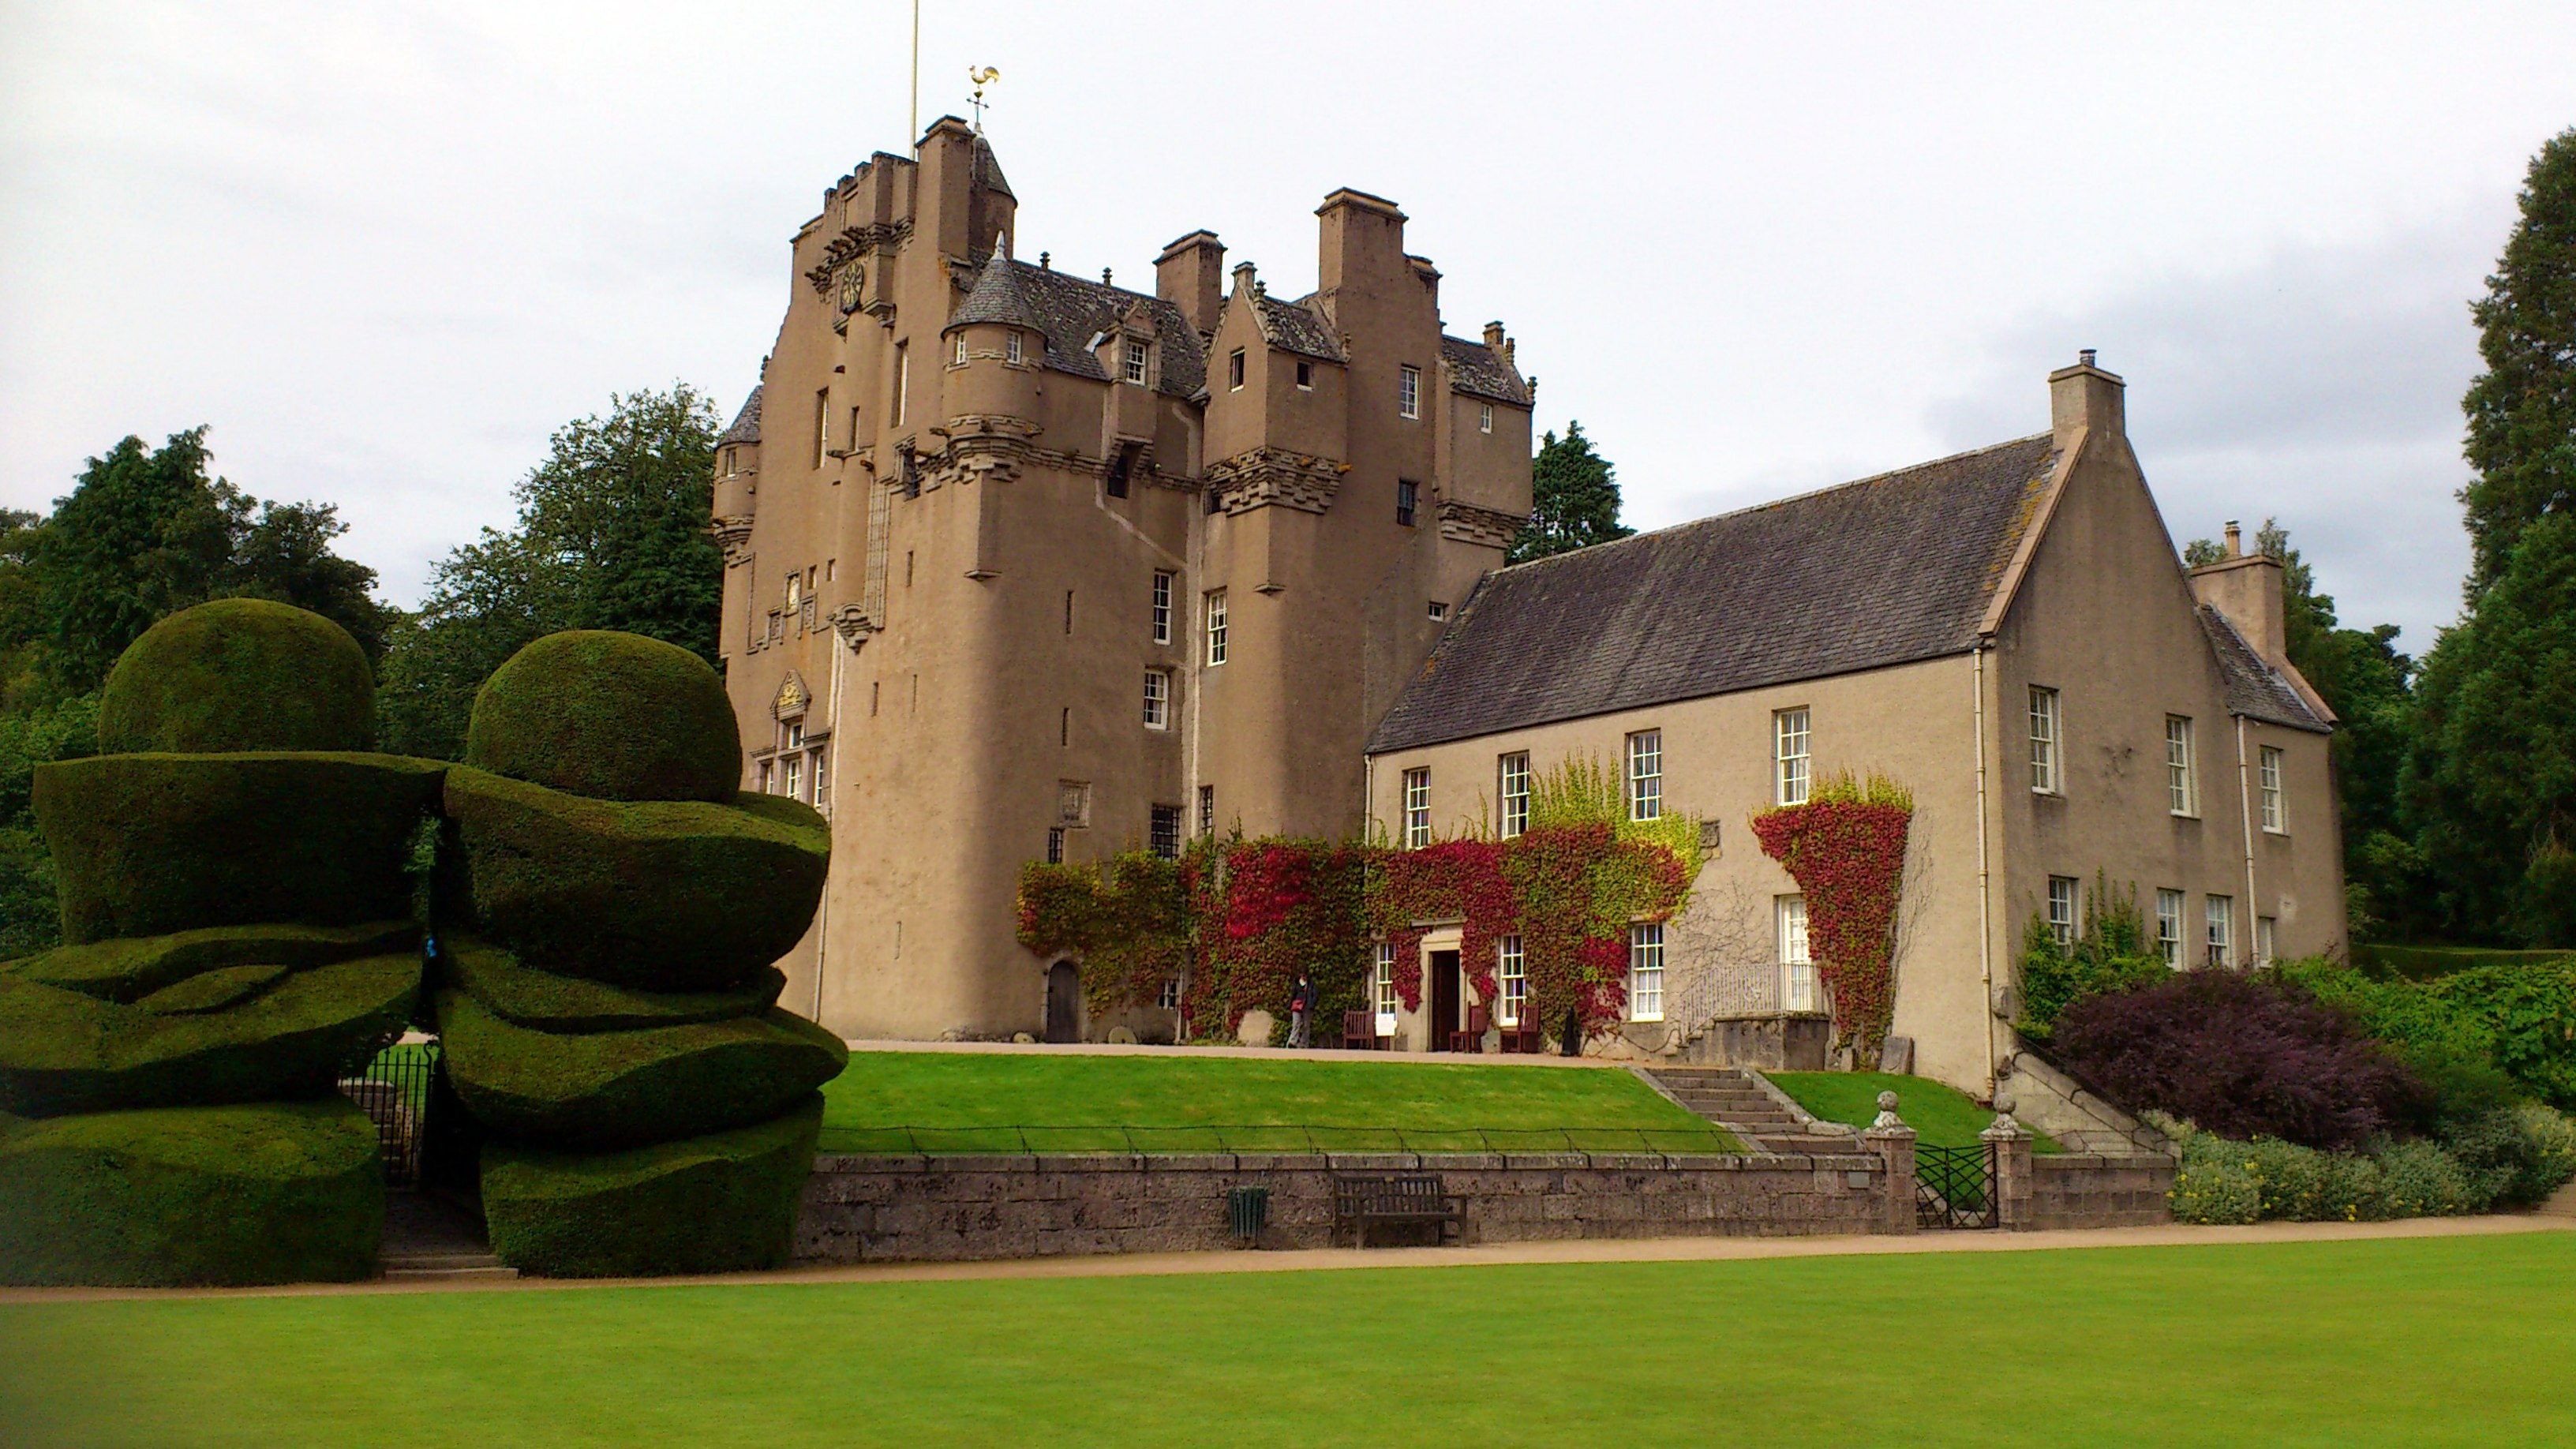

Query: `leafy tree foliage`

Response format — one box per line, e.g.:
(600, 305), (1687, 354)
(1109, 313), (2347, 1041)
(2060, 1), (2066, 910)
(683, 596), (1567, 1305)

(2398, 131), (2576, 948)
(1507, 421), (1632, 564)
(377, 386), (722, 759)
(2459, 127), (2576, 597)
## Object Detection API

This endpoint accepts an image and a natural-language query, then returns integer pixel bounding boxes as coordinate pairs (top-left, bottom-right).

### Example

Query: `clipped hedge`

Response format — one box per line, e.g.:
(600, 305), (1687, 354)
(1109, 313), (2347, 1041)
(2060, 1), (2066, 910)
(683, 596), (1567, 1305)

(97, 599), (376, 756)
(444, 934), (785, 1032)
(2158, 1105), (2576, 1225)
(0, 953), (420, 1117)
(436, 990), (845, 1149)
(33, 754), (444, 943)
(480, 1094), (823, 1278)
(442, 767), (826, 991)
(464, 631), (740, 803)
(3, 920), (418, 1003)
(0, 1097), (384, 1286)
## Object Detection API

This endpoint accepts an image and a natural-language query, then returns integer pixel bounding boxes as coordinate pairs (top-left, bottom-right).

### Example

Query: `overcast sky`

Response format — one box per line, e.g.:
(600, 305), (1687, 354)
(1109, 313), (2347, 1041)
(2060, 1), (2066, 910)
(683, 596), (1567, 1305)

(4, 3), (2570, 650)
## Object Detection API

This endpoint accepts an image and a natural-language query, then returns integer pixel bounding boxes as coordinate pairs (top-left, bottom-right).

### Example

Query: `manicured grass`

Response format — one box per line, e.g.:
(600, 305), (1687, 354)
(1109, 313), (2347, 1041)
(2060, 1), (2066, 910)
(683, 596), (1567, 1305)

(1766, 1070), (2063, 1152)
(6, 1233), (2574, 1446)
(816, 1050), (1743, 1155)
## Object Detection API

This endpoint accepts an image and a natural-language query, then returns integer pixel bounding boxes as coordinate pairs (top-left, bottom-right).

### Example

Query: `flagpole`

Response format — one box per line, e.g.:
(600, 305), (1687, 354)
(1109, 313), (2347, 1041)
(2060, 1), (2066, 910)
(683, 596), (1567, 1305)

(908, 0), (921, 149)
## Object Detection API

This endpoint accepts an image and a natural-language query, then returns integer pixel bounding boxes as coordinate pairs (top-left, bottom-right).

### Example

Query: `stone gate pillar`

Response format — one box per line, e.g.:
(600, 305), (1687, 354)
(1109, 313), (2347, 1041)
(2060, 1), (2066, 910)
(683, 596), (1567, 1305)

(1860, 1091), (1917, 1236)
(1983, 1112), (2035, 1230)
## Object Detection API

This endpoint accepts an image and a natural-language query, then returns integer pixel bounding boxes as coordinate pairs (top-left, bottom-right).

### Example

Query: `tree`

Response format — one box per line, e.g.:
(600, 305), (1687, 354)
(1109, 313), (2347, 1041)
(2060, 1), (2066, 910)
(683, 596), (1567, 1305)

(1508, 421), (1632, 564)
(2398, 129), (2576, 947)
(2459, 127), (2576, 597)
(377, 385), (721, 758)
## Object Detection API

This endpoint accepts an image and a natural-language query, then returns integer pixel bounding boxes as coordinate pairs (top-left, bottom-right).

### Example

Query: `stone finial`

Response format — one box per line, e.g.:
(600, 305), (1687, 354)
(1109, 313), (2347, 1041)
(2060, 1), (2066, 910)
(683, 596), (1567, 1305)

(1981, 1112), (2028, 1142)
(1868, 1090), (1907, 1132)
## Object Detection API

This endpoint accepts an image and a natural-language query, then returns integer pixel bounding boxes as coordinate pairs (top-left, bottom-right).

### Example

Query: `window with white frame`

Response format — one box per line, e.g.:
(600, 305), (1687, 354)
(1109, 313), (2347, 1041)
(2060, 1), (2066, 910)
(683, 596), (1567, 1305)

(2260, 746), (2286, 833)
(1497, 752), (1531, 839)
(1775, 708), (1811, 805)
(1046, 826), (1065, 865)
(1159, 976), (1182, 1010)
(2029, 686), (2061, 794)
(813, 388), (829, 468)
(2205, 894), (2233, 967)
(1627, 730), (1663, 821)
(2166, 715), (2199, 816)
(1006, 331), (1024, 365)
(2256, 915), (2277, 965)
(1398, 365), (1421, 419)
(1372, 943), (1398, 1035)
(1627, 923), (1664, 1022)
(894, 343), (908, 426)
(1228, 347), (1245, 391)
(2047, 875), (2079, 949)
(1497, 934), (1527, 1028)
(1123, 336), (1151, 386)
(1204, 589), (1228, 665)
(952, 333), (967, 365)
(782, 753), (803, 803)
(1478, 403), (1493, 434)
(1198, 784), (1215, 839)
(1143, 669), (1171, 729)
(1778, 895), (1815, 1013)
(2156, 889), (2185, 968)
(756, 760), (774, 795)
(1151, 571), (1173, 645)
(1402, 768), (1431, 848)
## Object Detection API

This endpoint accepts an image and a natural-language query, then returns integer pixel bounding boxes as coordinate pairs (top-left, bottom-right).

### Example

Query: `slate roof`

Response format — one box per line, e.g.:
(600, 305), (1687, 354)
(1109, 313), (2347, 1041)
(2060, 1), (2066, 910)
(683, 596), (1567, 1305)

(945, 246), (1043, 333)
(1367, 434), (2061, 753)
(1252, 292), (1346, 362)
(717, 386), (762, 447)
(2197, 605), (2334, 733)
(951, 258), (1206, 399)
(1442, 334), (1530, 406)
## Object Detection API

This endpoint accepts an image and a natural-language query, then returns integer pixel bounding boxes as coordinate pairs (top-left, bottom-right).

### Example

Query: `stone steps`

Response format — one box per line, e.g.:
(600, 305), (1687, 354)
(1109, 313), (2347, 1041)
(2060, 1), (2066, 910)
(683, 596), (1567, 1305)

(1646, 1066), (1858, 1155)
(381, 1249), (517, 1281)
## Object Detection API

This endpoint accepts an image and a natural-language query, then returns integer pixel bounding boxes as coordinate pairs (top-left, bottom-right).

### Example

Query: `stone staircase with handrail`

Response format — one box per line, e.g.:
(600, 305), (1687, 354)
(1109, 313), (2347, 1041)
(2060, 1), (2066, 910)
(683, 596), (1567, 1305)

(1638, 1065), (1861, 1155)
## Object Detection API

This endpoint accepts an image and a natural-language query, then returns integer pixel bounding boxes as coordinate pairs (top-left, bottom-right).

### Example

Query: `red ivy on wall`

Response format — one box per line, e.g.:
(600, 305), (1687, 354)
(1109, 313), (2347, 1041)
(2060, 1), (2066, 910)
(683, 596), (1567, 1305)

(1749, 776), (1913, 1061)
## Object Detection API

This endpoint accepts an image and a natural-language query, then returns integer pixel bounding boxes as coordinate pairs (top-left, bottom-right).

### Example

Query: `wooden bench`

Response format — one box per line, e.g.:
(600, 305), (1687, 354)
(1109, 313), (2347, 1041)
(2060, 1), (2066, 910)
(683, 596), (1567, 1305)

(1332, 1173), (1466, 1249)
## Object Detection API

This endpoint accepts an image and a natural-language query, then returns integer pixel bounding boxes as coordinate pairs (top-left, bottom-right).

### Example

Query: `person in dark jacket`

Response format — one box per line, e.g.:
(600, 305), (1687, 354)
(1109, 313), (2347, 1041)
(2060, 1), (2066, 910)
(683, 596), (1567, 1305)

(1287, 972), (1316, 1048)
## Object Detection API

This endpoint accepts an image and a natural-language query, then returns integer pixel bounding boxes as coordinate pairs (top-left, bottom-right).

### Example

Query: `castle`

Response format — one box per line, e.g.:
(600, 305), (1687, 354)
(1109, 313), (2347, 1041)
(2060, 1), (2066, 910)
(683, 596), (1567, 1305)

(717, 122), (2345, 1092)
(713, 118), (1533, 1039)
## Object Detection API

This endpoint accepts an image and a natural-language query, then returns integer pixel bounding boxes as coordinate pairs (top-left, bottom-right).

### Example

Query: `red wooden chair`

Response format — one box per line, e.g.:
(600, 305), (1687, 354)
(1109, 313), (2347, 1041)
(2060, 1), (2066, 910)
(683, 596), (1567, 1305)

(1447, 1004), (1489, 1054)
(1342, 1009), (1380, 1050)
(1496, 1010), (1544, 1054)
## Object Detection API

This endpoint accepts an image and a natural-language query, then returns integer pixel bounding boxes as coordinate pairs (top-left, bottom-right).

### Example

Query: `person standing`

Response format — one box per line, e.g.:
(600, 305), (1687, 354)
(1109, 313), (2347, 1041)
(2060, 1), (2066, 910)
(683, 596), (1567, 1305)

(1287, 972), (1316, 1049)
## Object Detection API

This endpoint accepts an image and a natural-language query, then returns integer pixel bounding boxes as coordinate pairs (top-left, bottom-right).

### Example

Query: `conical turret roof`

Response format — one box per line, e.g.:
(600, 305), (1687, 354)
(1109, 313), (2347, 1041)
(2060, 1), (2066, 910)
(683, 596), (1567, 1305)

(946, 238), (1040, 334)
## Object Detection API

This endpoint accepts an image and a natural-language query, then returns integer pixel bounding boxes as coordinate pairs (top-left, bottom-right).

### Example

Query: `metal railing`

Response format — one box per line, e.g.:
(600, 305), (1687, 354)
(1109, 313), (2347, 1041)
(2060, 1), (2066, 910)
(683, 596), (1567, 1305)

(338, 1039), (440, 1187)
(811, 1122), (1749, 1157)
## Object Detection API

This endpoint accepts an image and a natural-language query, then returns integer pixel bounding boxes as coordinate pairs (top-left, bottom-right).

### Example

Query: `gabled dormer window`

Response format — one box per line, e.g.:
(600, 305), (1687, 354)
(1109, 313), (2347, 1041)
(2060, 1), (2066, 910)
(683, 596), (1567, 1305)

(1124, 337), (1151, 386)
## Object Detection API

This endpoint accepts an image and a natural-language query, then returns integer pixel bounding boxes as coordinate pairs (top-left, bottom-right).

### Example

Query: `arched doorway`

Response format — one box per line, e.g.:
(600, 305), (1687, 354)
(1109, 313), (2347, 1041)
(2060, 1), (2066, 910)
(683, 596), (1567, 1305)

(1045, 960), (1081, 1043)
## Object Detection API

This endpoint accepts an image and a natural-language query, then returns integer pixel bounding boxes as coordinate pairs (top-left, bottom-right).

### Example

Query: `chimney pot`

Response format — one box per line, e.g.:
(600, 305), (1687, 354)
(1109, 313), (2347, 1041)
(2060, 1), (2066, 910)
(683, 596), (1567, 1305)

(2224, 520), (2243, 558)
(1039, 251), (1050, 270)
(2080, 348), (2097, 368)
(1102, 267), (1113, 286)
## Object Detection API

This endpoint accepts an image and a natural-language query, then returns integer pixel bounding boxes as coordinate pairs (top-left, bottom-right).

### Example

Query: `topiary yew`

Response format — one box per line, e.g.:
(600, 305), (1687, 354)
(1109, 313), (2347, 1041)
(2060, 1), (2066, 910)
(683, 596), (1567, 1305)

(4, 920), (417, 1003)
(444, 934), (785, 1033)
(0, 953), (421, 1117)
(34, 753), (445, 943)
(465, 631), (741, 803)
(478, 1094), (823, 1279)
(0, 1097), (384, 1286)
(435, 990), (845, 1149)
(441, 767), (827, 991)
(98, 599), (375, 754)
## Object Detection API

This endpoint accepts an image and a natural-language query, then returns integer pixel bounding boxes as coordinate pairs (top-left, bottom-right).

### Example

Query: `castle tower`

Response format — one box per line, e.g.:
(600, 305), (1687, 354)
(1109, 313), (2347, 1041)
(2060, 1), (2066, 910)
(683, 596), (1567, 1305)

(716, 121), (1533, 1040)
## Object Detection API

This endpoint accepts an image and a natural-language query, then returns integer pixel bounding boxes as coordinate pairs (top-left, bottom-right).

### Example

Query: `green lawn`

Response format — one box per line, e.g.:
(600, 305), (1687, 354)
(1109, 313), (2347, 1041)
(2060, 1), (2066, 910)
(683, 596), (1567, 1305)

(817, 1050), (1743, 1155)
(1766, 1070), (2063, 1151)
(6, 1234), (2573, 1446)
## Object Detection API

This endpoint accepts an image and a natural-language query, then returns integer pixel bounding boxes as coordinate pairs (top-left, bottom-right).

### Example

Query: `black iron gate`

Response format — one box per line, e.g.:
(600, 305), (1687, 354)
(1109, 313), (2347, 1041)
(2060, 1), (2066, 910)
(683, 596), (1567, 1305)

(1915, 1143), (1998, 1230)
(339, 1039), (440, 1187)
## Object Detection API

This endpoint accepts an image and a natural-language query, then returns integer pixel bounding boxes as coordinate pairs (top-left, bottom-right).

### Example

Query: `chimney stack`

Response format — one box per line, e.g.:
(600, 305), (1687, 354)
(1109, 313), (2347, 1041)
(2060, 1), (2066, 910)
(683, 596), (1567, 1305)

(1155, 230), (1226, 335)
(2188, 520), (2287, 665)
(2047, 349), (2125, 454)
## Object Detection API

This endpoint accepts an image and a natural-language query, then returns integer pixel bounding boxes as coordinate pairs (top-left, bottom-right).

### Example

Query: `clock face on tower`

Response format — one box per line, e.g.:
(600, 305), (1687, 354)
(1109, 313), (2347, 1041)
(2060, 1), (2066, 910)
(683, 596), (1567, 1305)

(838, 261), (865, 315)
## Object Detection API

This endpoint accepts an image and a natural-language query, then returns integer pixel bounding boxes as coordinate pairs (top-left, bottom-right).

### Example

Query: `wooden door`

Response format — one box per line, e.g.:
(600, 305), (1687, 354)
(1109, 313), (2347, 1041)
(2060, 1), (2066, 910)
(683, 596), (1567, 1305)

(1045, 960), (1081, 1043)
(1428, 950), (1461, 1051)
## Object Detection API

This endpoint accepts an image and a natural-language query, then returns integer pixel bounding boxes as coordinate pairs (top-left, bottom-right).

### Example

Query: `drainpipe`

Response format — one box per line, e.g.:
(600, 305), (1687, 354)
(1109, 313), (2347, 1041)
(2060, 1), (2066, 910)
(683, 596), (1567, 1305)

(2234, 715), (2258, 965)
(1972, 642), (1995, 1098)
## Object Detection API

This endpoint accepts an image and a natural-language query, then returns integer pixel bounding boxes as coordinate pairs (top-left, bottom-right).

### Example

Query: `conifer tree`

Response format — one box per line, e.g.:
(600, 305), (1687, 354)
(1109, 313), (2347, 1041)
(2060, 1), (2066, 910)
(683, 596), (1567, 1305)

(2459, 127), (2576, 597)
(1508, 421), (1633, 564)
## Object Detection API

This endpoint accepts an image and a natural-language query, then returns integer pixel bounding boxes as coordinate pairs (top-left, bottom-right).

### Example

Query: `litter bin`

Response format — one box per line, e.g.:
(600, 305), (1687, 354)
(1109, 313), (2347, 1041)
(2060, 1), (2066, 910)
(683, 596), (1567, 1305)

(1227, 1185), (1271, 1245)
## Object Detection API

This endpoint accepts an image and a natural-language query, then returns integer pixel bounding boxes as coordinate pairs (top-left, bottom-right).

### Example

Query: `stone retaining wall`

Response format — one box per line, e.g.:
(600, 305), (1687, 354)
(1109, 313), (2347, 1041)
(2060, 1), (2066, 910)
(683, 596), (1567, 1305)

(797, 1151), (1891, 1264)
(2028, 1153), (2178, 1230)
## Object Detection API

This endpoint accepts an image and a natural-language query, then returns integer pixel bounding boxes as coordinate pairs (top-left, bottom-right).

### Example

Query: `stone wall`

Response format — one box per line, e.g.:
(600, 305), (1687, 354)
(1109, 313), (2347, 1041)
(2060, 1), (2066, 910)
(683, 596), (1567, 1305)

(2028, 1154), (2177, 1230)
(797, 1151), (1892, 1264)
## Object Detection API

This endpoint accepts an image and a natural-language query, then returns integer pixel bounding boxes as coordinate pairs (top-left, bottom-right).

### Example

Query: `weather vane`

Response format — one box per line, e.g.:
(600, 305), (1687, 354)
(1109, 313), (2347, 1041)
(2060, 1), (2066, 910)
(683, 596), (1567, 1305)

(968, 66), (1000, 132)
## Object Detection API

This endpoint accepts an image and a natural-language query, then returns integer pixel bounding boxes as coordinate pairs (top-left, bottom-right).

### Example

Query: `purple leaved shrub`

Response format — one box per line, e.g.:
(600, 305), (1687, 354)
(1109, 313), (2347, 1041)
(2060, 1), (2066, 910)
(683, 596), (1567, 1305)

(2051, 968), (2424, 1151)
